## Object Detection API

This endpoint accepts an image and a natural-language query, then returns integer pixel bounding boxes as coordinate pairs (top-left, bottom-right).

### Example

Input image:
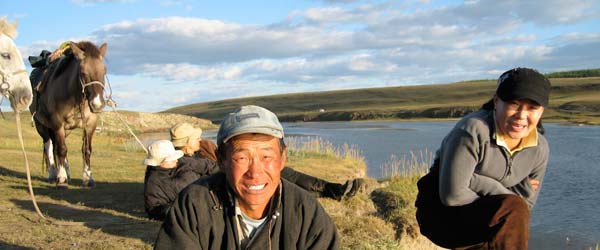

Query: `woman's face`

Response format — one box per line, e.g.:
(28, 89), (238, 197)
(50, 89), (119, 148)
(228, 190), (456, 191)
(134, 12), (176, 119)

(494, 97), (545, 140)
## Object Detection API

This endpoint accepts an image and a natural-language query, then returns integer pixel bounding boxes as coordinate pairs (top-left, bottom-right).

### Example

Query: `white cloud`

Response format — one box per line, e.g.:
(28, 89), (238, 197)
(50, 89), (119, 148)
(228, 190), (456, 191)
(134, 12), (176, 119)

(514, 0), (599, 26)
(92, 17), (357, 75)
(19, 0), (600, 112)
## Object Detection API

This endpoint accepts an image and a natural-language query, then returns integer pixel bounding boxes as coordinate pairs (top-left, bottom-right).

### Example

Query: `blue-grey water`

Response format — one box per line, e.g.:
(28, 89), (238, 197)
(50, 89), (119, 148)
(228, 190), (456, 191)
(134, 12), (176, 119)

(280, 121), (600, 250)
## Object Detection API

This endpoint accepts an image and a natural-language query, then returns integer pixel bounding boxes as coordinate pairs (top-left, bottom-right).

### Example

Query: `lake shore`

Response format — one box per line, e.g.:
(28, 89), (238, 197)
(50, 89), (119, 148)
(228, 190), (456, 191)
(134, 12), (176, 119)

(166, 77), (600, 127)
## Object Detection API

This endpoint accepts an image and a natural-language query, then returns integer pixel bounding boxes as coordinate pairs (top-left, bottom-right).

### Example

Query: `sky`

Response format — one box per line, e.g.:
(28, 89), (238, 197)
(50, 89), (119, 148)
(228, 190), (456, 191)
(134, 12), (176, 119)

(3, 0), (600, 112)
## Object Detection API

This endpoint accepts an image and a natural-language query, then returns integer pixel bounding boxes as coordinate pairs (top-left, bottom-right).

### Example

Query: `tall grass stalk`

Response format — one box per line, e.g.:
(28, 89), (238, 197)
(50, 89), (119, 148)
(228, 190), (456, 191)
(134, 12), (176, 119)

(380, 148), (433, 178)
(285, 136), (365, 162)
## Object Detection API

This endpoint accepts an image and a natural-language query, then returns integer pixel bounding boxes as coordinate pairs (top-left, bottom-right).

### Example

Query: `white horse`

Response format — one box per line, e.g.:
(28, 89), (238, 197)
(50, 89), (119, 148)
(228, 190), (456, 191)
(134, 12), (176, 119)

(0, 17), (32, 112)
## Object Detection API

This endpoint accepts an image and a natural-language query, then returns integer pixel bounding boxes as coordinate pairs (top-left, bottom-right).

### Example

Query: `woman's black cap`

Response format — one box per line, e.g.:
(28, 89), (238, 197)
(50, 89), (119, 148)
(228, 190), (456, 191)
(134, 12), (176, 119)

(496, 67), (551, 107)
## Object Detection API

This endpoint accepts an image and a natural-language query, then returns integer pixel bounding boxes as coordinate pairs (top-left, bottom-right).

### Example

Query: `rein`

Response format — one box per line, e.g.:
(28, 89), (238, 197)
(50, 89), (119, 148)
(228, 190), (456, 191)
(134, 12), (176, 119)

(77, 72), (148, 154)
(0, 68), (28, 97)
(80, 79), (105, 93)
(0, 69), (29, 118)
(78, 75), (106, 167)
(103, 75), (148, 154)
(1, 67), (47, 219)
(79, 74), (104, 114)
(15, 111), (47, 220)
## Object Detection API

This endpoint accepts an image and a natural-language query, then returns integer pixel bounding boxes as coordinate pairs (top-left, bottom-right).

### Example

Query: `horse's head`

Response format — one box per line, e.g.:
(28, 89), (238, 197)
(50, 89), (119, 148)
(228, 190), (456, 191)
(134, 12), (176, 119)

(0, 18), (33, 112)
(71, 41), (107, 113)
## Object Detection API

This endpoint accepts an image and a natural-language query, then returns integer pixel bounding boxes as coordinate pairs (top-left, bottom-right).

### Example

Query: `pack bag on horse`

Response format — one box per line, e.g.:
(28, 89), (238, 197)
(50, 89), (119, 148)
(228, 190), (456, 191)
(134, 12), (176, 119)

(30, 41), (107, 189)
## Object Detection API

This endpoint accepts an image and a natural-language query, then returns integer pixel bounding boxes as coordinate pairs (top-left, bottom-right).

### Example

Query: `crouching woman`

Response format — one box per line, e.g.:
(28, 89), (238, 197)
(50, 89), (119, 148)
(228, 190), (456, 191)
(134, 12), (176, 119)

(415, 67), (551, 250)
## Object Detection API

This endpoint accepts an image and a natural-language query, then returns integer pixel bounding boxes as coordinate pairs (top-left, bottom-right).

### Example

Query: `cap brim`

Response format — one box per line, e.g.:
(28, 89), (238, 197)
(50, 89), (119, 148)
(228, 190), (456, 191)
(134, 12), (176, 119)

(499, 93), (545, 106)
(171, 128), (202, 147)
(223, 127), (284, 144)
(143, 158), (160, 166)
(164, 150), (184, 162)
(143, 150), (184, 166)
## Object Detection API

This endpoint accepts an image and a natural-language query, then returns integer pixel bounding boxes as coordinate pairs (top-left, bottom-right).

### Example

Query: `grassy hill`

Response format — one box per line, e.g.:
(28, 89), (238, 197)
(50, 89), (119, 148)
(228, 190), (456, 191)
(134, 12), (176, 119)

(165, 76), (600, 125)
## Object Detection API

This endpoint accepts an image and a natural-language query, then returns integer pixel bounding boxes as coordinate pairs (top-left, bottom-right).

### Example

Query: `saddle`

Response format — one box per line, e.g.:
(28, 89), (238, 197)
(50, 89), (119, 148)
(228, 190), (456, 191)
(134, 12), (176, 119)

(28, 41), (73, 94)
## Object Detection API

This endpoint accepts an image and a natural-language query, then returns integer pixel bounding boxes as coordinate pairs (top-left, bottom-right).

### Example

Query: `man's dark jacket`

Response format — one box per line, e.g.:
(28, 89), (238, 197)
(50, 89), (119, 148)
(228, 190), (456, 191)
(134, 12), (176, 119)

(144, 156), (218, 220)
(154, 172), (340, 250)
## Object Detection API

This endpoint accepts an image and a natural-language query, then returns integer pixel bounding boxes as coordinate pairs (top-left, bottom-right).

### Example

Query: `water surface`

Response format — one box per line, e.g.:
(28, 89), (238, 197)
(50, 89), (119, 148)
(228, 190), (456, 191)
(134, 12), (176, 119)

(283, 121), (600, 249)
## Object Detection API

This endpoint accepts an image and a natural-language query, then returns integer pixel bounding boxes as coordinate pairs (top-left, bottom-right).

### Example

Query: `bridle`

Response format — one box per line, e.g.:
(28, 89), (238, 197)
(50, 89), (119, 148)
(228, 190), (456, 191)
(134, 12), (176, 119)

(79, 73), (105, 95)
(0, 67), (28, 97)
(78, 72), (106, 115)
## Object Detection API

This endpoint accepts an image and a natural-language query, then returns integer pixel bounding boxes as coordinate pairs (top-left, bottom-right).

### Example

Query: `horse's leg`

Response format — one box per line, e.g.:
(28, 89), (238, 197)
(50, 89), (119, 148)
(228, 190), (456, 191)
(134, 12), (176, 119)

(53, 127), (69, 189)
(82, 117), (97, 188)
(64, 156), (71, 181)
(64, 130), (73, 181)
(34, 118), (57, 182)
(44, 140), (57, 182)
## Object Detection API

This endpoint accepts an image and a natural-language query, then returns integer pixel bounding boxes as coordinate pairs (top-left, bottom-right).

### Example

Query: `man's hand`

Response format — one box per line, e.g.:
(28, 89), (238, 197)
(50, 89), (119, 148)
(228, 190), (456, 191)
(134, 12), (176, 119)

(529, 178), (540, 191)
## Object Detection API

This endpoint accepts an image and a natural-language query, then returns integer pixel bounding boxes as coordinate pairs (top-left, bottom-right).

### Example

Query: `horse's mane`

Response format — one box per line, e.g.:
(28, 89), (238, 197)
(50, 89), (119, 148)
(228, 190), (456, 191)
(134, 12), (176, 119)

(0, 17), (18, 38)
(51, 41), (102, 76)
(75, 41), (103, 58)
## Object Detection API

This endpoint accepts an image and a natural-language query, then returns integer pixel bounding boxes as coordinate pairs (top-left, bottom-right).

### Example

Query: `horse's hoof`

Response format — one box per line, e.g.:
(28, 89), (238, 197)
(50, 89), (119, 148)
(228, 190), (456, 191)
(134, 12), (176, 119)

(56, 183), (69, 190)
(83, 180), (96, 188)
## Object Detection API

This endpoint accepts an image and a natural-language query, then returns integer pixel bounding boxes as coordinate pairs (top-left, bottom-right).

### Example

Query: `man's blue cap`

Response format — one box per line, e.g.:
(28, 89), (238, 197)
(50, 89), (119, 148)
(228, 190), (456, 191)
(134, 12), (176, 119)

(217, 105), (284, 146)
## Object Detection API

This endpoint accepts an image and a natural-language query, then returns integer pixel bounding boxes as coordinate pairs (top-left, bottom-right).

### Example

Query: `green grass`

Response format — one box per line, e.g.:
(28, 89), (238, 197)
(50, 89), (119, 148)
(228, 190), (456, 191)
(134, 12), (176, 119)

(0, 112), (443, 249)
(165, 76), (600, 125)
(0, 112), (154, 249)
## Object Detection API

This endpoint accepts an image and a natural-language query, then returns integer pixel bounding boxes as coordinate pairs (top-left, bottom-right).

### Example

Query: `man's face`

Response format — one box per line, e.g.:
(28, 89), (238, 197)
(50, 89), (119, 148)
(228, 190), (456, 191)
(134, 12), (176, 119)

(221, 133), (285, 219)
(494, 97), (544, 141)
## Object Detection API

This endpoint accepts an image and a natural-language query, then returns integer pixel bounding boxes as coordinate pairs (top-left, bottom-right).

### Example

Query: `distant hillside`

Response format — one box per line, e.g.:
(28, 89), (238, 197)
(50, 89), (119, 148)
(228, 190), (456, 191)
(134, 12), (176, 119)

(98, 110), (217, 133)
(545, 68), (600, 78)
(165, 76), (600, 125)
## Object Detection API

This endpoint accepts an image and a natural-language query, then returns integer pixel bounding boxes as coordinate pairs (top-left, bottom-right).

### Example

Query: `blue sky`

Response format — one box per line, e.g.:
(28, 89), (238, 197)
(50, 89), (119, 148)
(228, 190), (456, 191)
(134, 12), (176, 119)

(3, 0), (600, 112)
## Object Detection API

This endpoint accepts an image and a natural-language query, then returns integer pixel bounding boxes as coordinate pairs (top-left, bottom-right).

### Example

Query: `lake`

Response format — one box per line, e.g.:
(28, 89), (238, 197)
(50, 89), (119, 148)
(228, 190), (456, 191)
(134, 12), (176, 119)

(177, 120), (599, 249)
(280, 121), (600, 250)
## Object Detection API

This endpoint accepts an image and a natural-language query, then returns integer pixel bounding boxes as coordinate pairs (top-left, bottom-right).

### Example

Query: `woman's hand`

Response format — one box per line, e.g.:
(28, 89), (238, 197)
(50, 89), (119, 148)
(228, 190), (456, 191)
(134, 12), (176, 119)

(529, 178), (540, 191)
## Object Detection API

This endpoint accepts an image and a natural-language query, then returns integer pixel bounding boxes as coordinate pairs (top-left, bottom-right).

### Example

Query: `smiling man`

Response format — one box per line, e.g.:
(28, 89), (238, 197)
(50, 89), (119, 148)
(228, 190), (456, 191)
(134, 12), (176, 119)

(155, 105), (339, 250)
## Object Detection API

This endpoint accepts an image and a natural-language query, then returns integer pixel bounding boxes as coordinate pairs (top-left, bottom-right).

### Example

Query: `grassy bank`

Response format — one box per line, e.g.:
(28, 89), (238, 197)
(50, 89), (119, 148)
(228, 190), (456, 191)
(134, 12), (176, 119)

(166, 76), (600, 125)
(287, 139), (442, 250)
(0, 112), (441, 249)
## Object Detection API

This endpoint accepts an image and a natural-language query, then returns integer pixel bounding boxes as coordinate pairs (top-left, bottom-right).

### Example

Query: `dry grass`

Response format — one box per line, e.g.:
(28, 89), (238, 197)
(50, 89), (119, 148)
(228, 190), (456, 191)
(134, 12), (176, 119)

(287, 138), (443, 249)
(166, 77), (600, 125)
(380, 149), (433, 178)
(286, 136), (366, 179)
(0, 112), (154, 249)
(0, 112), (442, 249)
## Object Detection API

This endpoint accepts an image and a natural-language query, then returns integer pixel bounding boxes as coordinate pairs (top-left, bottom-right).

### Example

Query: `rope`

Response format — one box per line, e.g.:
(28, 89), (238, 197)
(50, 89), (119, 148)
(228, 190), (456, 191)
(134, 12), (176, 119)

(77, 70), (145, 153)
(105, 99), (147, 154)
(103, 76), (147, 154)
(0, 96), (6, 119)
(15, 111), (47, 220)
(12, 91), (133, 225)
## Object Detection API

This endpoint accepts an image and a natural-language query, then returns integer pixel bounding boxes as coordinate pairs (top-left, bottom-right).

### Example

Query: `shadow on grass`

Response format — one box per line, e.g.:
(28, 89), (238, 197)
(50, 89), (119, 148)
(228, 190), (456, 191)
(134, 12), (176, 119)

(0, 165), (48, 183)
(0, 241), (35, 250)
(12, 199), (161, 244)
(13, 180), (147, 218)
(2, 165), (147, 218)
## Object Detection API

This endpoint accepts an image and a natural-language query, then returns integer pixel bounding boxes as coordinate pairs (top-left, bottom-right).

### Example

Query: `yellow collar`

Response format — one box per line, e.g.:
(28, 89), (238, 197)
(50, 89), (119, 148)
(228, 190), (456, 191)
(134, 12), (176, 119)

(495, 126), (538, 155)
(493, 110), (539, 155)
